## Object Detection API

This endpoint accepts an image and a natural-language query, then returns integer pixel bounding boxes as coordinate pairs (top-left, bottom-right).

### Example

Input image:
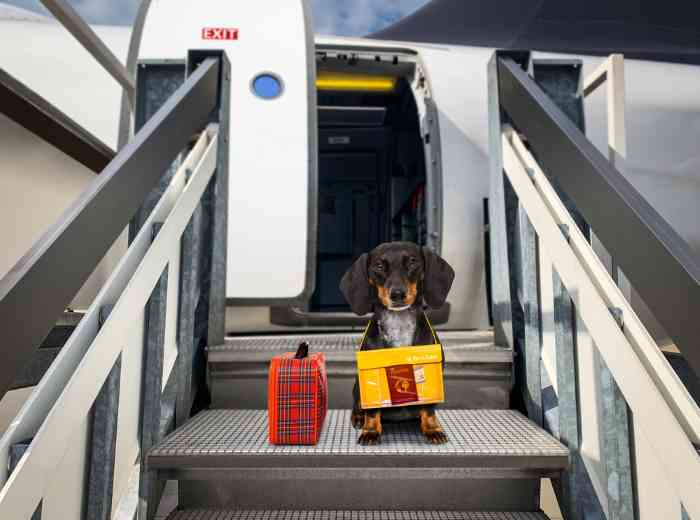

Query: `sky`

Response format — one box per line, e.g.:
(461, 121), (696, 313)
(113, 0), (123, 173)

(1, 0), (429, 35)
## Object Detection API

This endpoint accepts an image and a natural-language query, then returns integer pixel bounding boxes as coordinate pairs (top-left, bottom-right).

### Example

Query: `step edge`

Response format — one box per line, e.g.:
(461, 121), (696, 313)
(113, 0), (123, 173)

(166, 510), (552, 520)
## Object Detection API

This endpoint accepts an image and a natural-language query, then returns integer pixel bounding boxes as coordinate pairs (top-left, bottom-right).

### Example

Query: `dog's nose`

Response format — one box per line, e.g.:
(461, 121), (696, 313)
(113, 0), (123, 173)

(390, 288), (406, 302)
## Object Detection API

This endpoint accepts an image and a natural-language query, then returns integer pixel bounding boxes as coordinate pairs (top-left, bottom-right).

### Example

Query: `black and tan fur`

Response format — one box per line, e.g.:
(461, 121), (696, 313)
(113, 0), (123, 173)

(340, 241), (455, 445)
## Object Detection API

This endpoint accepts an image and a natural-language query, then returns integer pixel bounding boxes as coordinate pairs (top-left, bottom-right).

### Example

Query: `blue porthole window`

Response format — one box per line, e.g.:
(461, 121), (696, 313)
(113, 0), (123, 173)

(252, 73), (284, 99)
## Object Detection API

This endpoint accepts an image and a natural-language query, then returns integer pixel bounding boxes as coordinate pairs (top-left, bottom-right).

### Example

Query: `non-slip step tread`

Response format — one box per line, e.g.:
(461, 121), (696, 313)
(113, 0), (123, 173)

(149, 409), (567, 470)
(212, 330), (495, 352)
(208, 330), (510, 364)
(166, 511), (551, 520)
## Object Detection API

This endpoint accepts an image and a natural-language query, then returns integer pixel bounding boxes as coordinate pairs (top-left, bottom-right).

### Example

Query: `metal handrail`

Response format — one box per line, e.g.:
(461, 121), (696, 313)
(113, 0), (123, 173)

(0, 57), (220, 400)
(38, 0), (136, 104)
(0, 68), (115, 172)
(497, 56), (700, 379)
(502, 125), (700, 520)
(0, 125), (220, 519)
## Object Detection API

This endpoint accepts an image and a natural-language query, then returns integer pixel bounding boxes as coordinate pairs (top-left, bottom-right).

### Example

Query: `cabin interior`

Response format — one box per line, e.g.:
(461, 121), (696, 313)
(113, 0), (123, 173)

(311, 52), (427, 311)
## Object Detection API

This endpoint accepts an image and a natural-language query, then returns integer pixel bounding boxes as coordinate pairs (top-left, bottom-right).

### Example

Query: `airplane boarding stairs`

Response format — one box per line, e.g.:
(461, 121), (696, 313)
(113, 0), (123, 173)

(148, 331), (565, 517)
(0, 48), (699, 520)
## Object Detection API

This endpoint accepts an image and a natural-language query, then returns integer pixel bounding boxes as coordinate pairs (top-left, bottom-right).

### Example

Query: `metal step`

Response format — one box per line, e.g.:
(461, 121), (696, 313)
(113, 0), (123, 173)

(148, 409), (567, 510)
(166, 511), (552, 520)
(207, 330), (513, 410)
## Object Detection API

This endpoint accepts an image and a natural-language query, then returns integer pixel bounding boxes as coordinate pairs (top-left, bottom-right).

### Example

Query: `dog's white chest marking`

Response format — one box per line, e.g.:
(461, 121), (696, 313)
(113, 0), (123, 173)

(378, 311), (417, 347)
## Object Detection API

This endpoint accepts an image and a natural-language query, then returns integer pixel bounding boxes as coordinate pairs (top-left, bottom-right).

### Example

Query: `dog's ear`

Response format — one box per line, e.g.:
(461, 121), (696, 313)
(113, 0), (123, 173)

(340, 253), (373, 315)
(421, 247), (455, 309)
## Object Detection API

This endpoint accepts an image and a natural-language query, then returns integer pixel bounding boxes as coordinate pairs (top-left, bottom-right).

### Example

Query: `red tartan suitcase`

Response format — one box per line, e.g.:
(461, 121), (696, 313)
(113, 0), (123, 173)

(268, 343), (328, 445)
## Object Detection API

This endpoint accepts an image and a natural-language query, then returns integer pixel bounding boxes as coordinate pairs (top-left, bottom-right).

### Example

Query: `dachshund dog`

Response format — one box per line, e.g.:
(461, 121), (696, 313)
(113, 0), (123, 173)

(340, 241), (455, 445)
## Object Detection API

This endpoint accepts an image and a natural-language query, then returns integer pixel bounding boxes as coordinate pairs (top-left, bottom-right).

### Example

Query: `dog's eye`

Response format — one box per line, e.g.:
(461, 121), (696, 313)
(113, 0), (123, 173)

(408, 257), (417, 265)
(374, 262), (384, 271)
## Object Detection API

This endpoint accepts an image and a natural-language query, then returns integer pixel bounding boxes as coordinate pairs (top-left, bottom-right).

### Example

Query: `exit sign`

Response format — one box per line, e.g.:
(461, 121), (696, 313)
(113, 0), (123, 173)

(202, 27), (239, 40)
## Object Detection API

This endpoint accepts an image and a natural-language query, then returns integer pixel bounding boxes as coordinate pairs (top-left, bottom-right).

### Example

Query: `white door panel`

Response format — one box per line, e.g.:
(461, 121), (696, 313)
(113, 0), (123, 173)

(139, 0), (316, 301)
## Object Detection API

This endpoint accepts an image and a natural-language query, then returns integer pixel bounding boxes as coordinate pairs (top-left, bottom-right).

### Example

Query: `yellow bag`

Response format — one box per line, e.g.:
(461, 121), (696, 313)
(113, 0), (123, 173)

(355, 316), (444, 409)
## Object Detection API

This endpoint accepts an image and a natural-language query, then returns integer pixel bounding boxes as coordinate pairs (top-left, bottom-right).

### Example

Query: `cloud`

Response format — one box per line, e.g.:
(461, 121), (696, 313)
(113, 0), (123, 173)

(312, 0), (428, 36)
(2, 0), (429, 32)
(2, 0), (139, 25)
(69, 0), (140, 25)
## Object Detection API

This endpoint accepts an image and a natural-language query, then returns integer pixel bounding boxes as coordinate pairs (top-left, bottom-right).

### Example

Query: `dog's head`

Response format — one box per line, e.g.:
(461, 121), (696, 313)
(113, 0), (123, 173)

(340, 241), (455, 315)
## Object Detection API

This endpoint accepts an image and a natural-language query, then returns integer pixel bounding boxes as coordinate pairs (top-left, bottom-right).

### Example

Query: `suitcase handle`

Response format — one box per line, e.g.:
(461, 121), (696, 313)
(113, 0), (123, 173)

(294, 342), (310, 359)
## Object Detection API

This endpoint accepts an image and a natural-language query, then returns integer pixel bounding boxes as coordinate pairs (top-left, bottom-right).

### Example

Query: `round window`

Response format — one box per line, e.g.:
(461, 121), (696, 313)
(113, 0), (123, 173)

(252, 73), (283, 99)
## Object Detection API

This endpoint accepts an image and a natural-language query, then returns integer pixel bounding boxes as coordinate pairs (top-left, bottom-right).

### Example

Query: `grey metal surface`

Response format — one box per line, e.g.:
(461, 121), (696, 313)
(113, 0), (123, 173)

(299, 0), (319, 307)
(9, 347), (60, 390)
(86, 305), (120, 520)
(211, 330), (498, 355)
(664, 352), (700, 405)
(86, 356), (121, 520)
(487, 52), (515, 349)
(599, 359), (635, 520)
(0, 68), (115, 172)
(8, 311), (84, 389)
(217, 332), (360, 352)
(531, 59), (634, 520)
(9, 314), (84, 390)
(38, 0), (135, 100)
(552, 272), (605, 520)
(211, 370), (511, 411)
(161, 367), (178, 439)
(176, 175), (204, 427)
(178, 477), (541, 511)
(208, 330), (511, 410)
(130, 61), (186, 240)
(205, 52), (231, 349)
(530, 60), (589, 239)
(139, 261), (169, 520)
(531, 61), (585, 132)
(269, 303), (451, 327)
(168, 511), (550, 520)
(149, 409), (567, 470)
(9, 441), (42, 520)
(0, 57), (219, 401)
(423, 97), (443, 254)
(498, 55), (700, 380)
(515, 204), (543, 426)
(130, 59), (189, 429)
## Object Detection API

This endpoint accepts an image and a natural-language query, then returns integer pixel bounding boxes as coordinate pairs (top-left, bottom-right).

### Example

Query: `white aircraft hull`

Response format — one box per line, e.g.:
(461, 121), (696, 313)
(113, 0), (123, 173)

(1, 9), (699, 334)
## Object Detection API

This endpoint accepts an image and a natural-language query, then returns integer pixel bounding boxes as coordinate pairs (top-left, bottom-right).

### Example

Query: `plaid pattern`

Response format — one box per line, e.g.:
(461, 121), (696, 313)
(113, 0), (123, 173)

(268, 352), (327, 445)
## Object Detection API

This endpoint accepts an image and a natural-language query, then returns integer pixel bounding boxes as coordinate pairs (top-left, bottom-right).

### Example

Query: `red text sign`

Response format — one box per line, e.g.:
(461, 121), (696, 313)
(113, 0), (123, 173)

(202, 27), (239, 40)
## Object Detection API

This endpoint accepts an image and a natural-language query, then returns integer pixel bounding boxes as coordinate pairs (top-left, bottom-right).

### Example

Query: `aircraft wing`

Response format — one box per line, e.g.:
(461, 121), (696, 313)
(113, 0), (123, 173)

(371, 0), (700, 65)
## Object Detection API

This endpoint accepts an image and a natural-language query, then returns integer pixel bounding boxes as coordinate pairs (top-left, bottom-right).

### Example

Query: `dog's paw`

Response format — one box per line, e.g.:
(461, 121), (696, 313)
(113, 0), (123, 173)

(358, 429), (382, 445)
(422, 429), (448, 445)
(351, 410), (364, 430)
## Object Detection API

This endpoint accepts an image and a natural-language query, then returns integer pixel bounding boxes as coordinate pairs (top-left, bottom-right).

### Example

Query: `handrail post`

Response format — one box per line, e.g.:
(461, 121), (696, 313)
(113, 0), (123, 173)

(579, 54), (637, 520)
(490, 52), (547, 431)
(131, 51), (229, 519)
(204, 51), (230, 350)
(180, 51), (230, 419)
(487, 51), (519, 350)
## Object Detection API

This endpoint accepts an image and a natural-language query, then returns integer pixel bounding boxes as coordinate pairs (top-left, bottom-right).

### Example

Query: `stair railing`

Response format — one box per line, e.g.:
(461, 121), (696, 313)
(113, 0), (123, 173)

(488, 51), (700, 519)
(0, 55), (219, 399)
(0, 54), (229, 519)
